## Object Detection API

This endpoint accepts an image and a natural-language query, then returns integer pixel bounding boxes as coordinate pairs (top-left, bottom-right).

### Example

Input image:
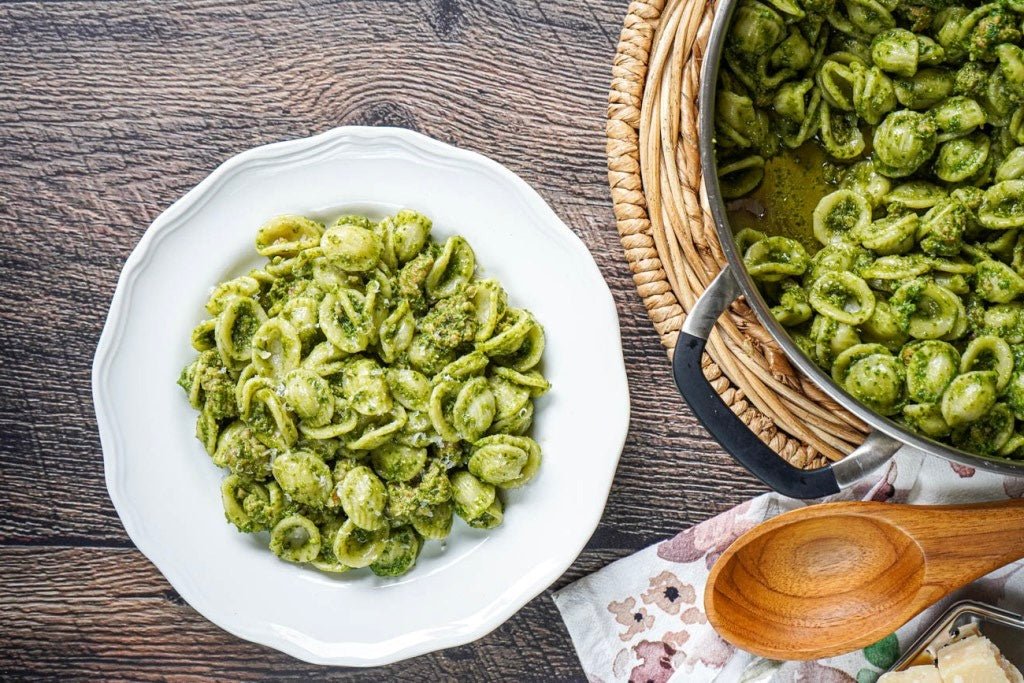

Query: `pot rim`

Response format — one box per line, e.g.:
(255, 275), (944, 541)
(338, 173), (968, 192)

(696, 0), (1024, 475)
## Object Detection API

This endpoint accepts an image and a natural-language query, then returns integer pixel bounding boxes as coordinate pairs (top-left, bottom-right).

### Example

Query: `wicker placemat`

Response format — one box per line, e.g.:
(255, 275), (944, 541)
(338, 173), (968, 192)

(607, 0), (871, 467)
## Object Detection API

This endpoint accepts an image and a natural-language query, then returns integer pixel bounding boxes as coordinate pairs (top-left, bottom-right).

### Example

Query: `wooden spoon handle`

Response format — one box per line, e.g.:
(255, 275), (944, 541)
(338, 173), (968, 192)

(869, 498), (1024, 592)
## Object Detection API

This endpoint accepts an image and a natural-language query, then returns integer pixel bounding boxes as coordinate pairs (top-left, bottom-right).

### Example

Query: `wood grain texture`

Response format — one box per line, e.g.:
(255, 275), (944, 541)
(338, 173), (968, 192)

(706, 500), (1024, 660)
(0, 0), (768, 679)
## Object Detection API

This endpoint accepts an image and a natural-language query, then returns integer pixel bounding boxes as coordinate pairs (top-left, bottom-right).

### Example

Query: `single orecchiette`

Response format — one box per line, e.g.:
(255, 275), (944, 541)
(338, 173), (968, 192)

(809, 271), (876, 325)
(719, 156), (767, 198)
(960, 335), (1014, 391)
(853, 64), (896, 125)
(337, 465), (387, 531)
(250, 318), (302, 378)
(450, 470), (497, 523)
(411, 500), (454, 540)
(728, 1), (786, 57)
(933, 96), (987, 142)
(469, 434), (541, 488)
(369, 526), (421, 577)
(813, 190), (871, 245)
(206, 275), (261, 316)
(426, 236), (475, 299)
(996, 147), (1024, 182)
(382, 210), (432, 265)
(283, 369), (334, 428)
(843, 351), (905, 415)
(342, 358), (392, 417)
(884, 181), (946, 210)
(838, 159), (891, 207)
(371, 444), (428, 483)
(976, 260), (1024, 304)
(935, 133), (990, 183)
(214, 421), (273, 479)
(320, 218), (383, 272)
(903, 403), (951, 438)
(819, 101), (866, 159)
(872, 109), (937, 177)
(272, 449), (332, 508)
(453, 376), (497, 442)
(386, 368), (432, 413)
(319, 287), (374, 353)
(771, 280), (813, 326)
(941, 371), (999, 427)
(853, 212), (917, 255)
(744, 236), (810, 280)
(903, 341), (960, 404)
(979, 181), (1024, 229)
(246, 387), (297, 449)
(891, 279), (964, 340)
(221, 474), (281, 532)
(333, 519), (389, 568)
(215, 297), (268, 368)
(270, 515), (321, 563)
(893, 68), (954, 110)
(256, 215), (323, 258)
(917, 198), (968, 258)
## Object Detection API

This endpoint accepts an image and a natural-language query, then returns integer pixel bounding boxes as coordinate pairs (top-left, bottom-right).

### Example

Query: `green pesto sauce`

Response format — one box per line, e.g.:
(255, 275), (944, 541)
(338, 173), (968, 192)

(179, 209), (550, 577)
(727, 142), (834, 252)
(232, 310), (260, 349)
(418, 292), (477, 351)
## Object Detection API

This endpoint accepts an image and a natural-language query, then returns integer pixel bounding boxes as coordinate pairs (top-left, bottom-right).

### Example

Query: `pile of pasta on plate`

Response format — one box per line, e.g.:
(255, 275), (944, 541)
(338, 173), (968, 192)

(178, 210), (548, 577)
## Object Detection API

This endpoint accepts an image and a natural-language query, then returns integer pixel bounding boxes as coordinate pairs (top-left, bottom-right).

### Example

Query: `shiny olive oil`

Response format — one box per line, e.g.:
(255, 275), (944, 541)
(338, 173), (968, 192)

(726, 142), (835, 252)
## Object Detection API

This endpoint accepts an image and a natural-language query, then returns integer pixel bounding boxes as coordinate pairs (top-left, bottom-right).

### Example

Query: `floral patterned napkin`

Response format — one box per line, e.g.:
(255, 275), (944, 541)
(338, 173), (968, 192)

(553, 448), (1024, 682)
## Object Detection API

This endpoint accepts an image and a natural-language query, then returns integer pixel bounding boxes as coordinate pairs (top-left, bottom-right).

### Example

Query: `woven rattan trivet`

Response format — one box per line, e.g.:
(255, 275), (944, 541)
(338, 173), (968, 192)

(607, 0), (871, 467)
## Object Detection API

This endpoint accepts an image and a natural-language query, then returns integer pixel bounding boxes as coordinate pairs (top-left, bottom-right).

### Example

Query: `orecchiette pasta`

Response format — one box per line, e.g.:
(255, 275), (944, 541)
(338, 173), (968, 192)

(178, 210), (548, 575)
(722, 0), (1024, 457)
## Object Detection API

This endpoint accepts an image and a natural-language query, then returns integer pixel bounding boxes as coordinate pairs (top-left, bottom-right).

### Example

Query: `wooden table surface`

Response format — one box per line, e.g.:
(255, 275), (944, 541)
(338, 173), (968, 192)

(0, 1), (768, 679)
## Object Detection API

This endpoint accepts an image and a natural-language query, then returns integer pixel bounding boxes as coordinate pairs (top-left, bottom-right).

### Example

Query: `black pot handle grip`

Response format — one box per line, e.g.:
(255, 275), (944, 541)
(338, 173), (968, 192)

(671, 268), (905, 499)
(673, 329), (841, 498)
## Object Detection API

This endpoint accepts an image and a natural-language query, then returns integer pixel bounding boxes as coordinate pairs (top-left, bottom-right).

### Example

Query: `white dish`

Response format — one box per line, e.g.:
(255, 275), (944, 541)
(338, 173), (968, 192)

(92, 127), (630, 666)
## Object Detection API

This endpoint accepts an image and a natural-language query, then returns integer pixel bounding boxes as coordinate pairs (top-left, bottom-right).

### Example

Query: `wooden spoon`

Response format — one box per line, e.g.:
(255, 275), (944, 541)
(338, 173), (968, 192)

(705, 499), (1024, 660)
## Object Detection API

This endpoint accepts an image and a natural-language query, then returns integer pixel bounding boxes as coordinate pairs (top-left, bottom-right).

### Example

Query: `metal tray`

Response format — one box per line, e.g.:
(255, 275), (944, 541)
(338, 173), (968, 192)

(888, 600), (1024, 672)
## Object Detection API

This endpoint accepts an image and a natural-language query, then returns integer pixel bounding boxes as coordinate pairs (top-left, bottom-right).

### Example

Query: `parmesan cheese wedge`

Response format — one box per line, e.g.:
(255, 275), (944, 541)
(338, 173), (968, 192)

(878, 666), (943, 682)
(878, 635), (1022, 683)
(938, 635), (1023, 683)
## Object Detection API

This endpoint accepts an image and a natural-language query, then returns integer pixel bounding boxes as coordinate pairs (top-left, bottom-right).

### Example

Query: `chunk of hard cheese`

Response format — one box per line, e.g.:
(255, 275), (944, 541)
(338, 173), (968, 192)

(878, 666), (943, 682)
(937, 635), (1023, 683)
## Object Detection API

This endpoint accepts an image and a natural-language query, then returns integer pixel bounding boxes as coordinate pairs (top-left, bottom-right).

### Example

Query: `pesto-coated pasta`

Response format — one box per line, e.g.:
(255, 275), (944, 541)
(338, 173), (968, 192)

(178, 210), (549, 575)
(721, 0), (1024, 457)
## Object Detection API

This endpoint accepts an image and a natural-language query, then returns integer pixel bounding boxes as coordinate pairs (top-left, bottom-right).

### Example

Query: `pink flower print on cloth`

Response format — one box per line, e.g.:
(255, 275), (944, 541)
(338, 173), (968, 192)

(628, 632), (734, 683)
(641, 571), (696, 616)
(608, 597), (655, 641)
(656, 499), (759, 568)
(629, 640), (677, 683)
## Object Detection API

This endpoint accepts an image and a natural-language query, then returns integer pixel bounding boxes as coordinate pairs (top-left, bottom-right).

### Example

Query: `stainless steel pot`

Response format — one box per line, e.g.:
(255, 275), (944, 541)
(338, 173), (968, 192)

(678, 0), (1024, 499)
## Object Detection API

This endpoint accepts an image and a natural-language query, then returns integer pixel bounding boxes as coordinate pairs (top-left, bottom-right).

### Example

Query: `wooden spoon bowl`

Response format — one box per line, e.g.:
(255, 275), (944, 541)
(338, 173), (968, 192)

(705, 499), (1024, 660)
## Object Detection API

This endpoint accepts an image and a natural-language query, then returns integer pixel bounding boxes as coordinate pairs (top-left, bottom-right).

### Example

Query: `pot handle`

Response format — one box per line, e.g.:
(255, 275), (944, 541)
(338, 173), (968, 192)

(673, 267), (901, 498)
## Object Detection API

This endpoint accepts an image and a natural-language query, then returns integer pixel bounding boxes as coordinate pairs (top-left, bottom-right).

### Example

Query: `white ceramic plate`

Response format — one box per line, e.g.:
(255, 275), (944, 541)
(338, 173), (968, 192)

(93, 127), (630, 666)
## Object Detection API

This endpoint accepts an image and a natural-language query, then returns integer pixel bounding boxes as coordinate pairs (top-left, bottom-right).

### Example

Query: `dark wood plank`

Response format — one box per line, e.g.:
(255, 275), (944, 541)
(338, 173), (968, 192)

(0, 0), (767, 679)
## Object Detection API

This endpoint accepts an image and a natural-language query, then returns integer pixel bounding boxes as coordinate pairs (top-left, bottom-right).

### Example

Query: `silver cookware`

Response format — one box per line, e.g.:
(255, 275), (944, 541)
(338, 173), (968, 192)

(677, 0), (1024, 498)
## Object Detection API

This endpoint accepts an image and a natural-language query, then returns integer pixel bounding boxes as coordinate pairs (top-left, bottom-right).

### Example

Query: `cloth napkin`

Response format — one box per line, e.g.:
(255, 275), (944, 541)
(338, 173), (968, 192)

(553, 448), (1024, 682)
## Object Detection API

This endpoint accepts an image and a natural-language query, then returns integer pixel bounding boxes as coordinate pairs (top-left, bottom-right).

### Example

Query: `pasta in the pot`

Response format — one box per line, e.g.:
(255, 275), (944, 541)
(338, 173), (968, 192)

(719, 0), (1024, 456)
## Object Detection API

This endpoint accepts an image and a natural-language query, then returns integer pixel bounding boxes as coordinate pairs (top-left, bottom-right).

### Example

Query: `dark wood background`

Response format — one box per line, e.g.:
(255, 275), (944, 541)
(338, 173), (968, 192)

(0, 1), (767, 679)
